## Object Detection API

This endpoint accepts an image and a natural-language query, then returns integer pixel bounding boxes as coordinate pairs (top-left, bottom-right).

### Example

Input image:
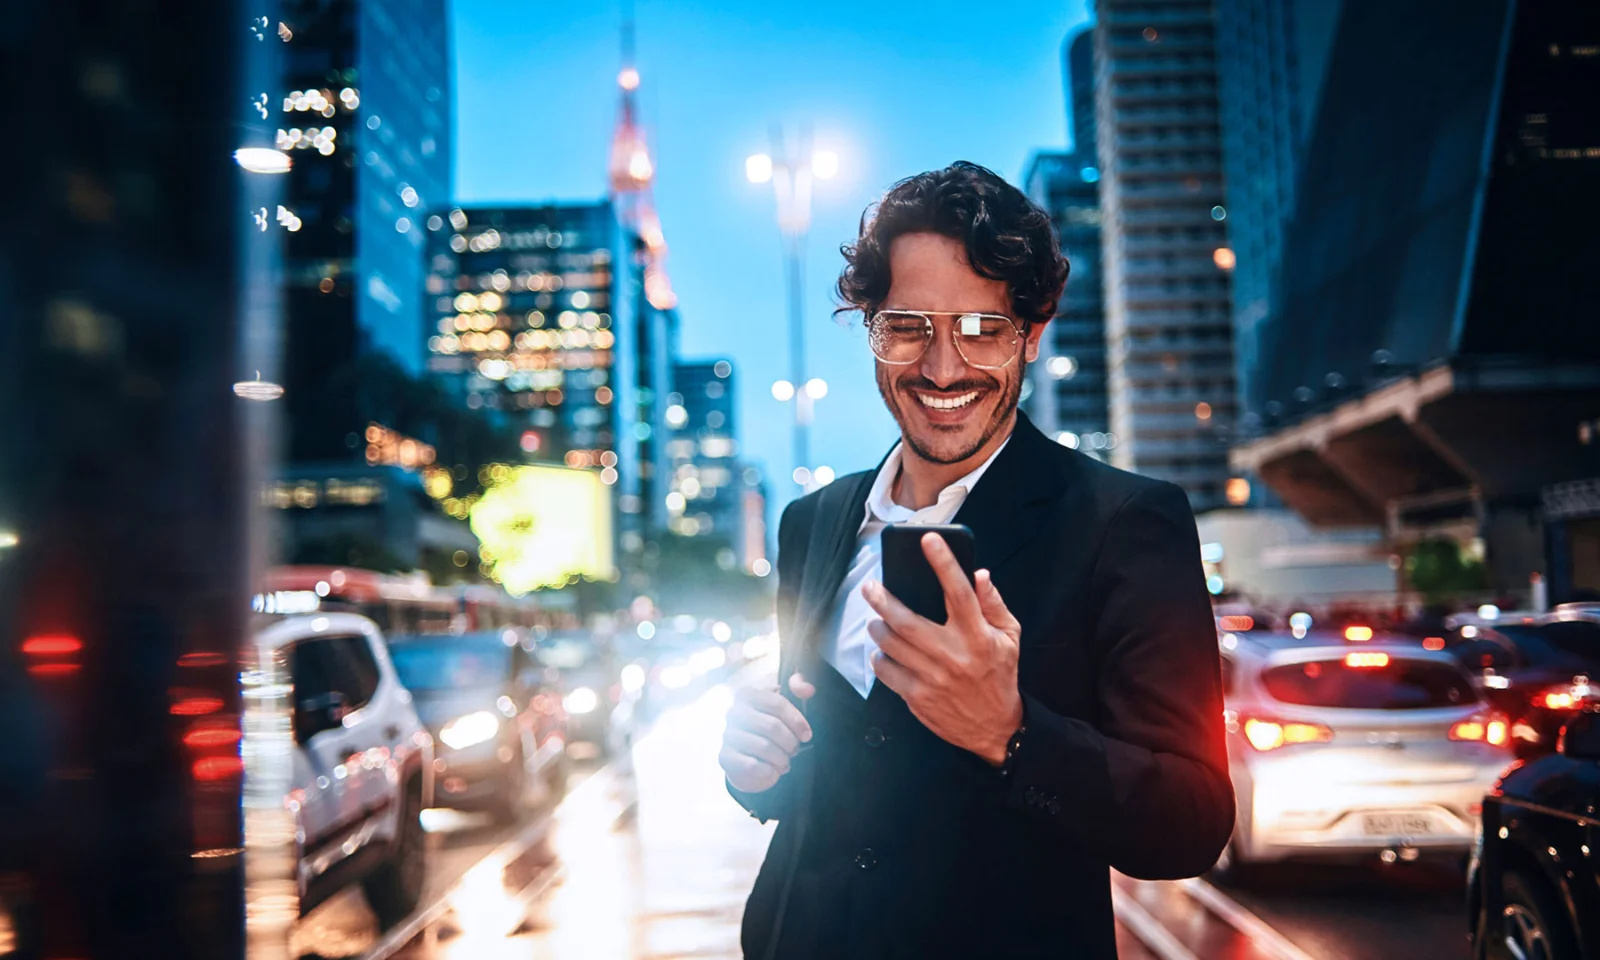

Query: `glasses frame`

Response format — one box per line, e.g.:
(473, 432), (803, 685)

(866, 310), (1027, 371)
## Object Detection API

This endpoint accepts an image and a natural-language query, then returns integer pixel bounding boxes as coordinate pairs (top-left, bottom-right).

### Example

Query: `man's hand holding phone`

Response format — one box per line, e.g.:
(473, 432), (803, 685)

(720, 673), (816, 794)
(865, 532), (1024, 766)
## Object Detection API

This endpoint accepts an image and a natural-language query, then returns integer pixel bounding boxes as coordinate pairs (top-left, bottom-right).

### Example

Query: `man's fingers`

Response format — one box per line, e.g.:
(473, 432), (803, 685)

(724, 728), (794, 774)
(720, 748), (781, 792)
(736, 688), (814, 743)
(729, 704), (805, 754)
(862, 578), (931, 640)
(867, 618), (941, 678)
(788, 672), (816, 702)
(975, 569), (1021, 637)
(921, 532), (984, 626)
(871, 650), (920, 702)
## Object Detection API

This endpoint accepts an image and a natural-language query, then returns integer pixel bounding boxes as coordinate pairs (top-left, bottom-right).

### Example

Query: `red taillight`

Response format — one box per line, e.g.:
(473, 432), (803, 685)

(1242, 716), (1333, 751)
(1533, 681), (1593, 712)
(192, 756), (243, 781)
(1345, 651), (1389, 668)
(1451, 714), (1510, 748)
(171, 697), (225, 716)
(22, 634), (82, 656)
(1422, 636), (1445, 651)
(178, 652), (228, 668)
(27, 662), (80, 677)
(1219, 615), (1254, 632)
(183, 727), (242, 748)
(1541, 691), (1577, 710)
(1344, 625), (1374, 642)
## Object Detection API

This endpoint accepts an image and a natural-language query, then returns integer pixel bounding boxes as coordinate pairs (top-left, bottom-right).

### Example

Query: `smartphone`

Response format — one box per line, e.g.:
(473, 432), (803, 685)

(879, 523), (976, 624)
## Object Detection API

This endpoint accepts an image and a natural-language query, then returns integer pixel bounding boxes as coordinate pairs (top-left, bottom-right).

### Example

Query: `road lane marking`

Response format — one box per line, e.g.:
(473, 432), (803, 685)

(1111, 885), (1202, 960)
(1177, 877), (1318, 960)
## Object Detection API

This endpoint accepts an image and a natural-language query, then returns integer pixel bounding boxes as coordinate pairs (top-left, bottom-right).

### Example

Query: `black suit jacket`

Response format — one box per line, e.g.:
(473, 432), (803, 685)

(732, 413), (1234, 959)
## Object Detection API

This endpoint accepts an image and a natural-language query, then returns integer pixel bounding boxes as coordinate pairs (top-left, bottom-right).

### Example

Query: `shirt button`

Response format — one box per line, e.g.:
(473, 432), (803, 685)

(863, 726), (885, 747)
(855, 848), (878, 870)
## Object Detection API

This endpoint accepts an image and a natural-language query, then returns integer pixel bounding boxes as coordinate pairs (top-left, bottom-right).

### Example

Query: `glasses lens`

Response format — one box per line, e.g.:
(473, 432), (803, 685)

(953, 314), (1021, 369)
(869, 312), (931, 364)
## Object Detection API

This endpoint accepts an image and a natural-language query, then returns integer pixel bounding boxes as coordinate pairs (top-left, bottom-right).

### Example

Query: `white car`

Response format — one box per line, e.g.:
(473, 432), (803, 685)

(1215, 631), (1512, 879)
(255, 612), (433, 926)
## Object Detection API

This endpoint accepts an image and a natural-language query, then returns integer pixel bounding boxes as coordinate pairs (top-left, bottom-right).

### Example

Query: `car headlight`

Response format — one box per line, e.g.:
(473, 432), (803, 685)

(620, 663), (646, 694)
(439, 710), (499, 750)
(564, 686), (599, 715)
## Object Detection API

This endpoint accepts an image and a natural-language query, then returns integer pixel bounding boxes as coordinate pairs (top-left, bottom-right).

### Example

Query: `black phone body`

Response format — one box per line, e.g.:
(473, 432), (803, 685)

(879, 523), (976, 625)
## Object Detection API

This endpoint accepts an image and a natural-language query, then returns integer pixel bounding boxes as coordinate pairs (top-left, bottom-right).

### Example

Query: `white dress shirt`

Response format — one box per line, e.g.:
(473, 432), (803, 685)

(820, 437), (1010, 698)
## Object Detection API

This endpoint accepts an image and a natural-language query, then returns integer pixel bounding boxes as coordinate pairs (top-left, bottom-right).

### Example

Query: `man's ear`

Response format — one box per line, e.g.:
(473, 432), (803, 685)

(1023, 321), (1047, 363)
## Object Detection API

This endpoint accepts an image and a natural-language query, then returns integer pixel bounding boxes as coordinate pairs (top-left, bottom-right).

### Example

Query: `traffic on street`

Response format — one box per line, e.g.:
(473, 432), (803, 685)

(6, 1), (1599, 958)
(277, 631), (1598, 960)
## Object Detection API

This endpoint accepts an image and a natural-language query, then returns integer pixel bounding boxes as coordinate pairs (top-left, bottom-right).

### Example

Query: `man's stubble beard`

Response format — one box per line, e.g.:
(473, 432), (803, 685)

(876, 359), (1026, 466)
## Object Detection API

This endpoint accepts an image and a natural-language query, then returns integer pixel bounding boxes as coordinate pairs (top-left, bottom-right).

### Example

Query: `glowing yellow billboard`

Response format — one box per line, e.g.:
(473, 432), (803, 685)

(468, 464), (613, 594)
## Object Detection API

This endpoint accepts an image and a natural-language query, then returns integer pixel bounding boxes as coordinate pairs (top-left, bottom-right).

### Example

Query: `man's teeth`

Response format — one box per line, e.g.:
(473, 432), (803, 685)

(915, 391), (980, 410)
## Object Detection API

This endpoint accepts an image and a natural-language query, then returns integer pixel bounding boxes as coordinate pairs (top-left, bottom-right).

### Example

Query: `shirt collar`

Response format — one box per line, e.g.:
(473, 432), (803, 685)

(862, 433), (1012, 526)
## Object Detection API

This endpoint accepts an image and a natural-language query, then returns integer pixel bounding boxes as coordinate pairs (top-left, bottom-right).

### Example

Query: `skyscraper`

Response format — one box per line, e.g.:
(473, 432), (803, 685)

(1094, 0), (1237, 513)
(1214, 0), (1343, 430)
(278, 0), (452, 461)
(666, 360), (745, 557)
(1230, 0), (1600, 602)
(1066, 27), (1098, 158)
(422, 202), (656, 557)
(1022, 26), (1110, 457)
(1022, 153), (1110, 456)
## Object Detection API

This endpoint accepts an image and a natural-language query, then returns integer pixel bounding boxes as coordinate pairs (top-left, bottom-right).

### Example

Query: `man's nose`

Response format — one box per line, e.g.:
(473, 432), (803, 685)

(920, 325), (969, 387)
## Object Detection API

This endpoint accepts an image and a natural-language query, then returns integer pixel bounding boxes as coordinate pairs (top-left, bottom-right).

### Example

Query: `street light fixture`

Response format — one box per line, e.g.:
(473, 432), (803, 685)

(747, 128), (837, 493)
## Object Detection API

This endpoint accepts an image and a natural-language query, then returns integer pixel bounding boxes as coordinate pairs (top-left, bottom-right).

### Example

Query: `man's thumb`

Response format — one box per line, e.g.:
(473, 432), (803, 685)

(788, 672), (816, 701)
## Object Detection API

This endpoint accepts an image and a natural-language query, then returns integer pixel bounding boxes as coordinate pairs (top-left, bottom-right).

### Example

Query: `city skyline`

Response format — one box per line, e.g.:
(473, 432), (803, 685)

(451, 0), (1093, 510)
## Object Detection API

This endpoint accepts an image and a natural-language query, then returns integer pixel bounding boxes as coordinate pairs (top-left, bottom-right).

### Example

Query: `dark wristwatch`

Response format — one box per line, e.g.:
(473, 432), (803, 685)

(998, 724), (1027, 778)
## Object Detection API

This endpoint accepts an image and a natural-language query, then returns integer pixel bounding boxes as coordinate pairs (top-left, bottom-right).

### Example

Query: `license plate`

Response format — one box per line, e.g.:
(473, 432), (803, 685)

(1362, 813), (1435, 837)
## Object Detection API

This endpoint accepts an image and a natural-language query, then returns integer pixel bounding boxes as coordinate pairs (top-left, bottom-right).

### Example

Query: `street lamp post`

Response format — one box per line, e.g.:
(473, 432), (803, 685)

(747, 129), (838, 494)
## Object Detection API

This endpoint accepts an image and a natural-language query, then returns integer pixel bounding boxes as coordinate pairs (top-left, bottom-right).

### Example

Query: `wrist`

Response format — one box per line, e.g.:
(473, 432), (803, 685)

(985, 698), (1026, 766)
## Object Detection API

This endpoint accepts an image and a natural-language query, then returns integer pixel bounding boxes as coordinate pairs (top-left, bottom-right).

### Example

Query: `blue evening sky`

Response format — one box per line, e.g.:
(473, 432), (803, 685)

(452, 0), (1093, 518)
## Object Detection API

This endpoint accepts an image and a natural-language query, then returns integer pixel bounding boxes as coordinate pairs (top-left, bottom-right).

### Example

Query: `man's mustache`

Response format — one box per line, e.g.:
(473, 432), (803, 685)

(893, 377), (994, 395)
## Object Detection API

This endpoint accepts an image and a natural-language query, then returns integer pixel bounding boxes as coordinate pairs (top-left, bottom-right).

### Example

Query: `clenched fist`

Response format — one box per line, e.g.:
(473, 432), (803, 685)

(720, 673), (816, 794)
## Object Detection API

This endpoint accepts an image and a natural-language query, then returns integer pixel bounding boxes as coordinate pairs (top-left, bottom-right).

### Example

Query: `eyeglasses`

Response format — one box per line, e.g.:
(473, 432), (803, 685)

(866, 310), (1025, 370)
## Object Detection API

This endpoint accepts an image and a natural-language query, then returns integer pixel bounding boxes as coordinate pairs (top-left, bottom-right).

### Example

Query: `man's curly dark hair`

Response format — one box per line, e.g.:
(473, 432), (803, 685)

(836, 161), (1070, 329)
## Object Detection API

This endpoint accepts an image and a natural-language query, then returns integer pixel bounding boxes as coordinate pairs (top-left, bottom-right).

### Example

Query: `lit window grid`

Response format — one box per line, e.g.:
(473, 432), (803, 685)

(423, 233), (624, 469)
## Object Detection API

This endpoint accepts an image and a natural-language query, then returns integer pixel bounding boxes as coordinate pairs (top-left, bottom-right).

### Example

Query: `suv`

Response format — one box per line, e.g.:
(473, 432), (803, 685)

(256, 613), (433, 926)
(1468, 704), (1600, 960)
(1444, 610), (1600, 758)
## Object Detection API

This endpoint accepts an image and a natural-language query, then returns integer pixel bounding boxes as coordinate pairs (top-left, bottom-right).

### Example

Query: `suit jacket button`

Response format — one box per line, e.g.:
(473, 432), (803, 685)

(855, 848), (878, 870)
(864, 726), (886, 748)
(1025, 787), (1039, 805)
(1048, 799), (1061, 814)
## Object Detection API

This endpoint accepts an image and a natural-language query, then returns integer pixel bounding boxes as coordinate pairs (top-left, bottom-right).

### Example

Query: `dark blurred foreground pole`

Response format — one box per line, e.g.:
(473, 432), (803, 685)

(0, 2), (288, 958)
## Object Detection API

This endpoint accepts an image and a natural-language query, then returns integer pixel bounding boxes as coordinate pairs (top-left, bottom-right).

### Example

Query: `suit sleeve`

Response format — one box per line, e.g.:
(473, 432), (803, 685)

(726, 497), (812, 821)
(1003, 482), (1234, 880)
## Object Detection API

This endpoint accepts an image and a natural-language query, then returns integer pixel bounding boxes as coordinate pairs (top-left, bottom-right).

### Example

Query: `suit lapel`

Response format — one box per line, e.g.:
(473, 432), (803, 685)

(951, 412), (1069, 575)
(790, 469), (876, 674)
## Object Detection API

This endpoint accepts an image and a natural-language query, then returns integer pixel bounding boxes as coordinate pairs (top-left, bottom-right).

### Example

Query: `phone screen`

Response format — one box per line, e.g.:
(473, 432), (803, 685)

(879, 523), (976, 624)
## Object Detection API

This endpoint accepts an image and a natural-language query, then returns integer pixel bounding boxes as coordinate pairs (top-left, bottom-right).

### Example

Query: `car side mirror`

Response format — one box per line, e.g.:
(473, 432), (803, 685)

(294, 691), (348, 742)
(1559, 710), (1600, 761)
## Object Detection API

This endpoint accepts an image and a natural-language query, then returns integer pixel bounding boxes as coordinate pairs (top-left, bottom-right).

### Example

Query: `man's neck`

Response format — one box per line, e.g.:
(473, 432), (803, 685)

(891, 413), (1017, 510)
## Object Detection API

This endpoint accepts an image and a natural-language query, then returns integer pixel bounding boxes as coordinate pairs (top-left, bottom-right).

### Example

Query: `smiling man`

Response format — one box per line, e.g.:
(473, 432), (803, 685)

(720, 162), (1233, 959)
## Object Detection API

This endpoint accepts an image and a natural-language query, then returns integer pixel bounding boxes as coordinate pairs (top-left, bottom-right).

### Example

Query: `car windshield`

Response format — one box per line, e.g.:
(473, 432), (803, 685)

(1261, 657), (1478, 709)
(1492, 622), (1600, 669)
(389, 636), (509, 691)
